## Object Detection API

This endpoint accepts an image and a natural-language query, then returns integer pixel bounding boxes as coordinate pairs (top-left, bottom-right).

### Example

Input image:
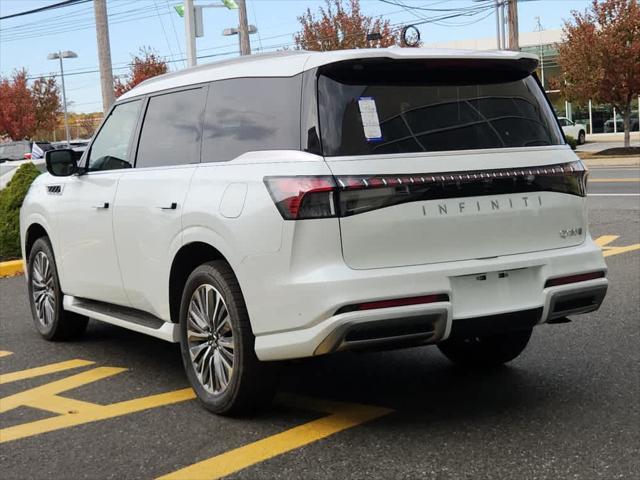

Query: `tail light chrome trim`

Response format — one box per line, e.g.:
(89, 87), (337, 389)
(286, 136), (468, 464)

(265, 161), (587, 220)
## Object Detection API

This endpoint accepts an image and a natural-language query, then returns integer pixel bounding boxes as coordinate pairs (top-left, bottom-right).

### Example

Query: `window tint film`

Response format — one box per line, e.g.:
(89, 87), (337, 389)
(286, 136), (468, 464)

(202, 77), (301, 162)
(87, 100), (141, 171)
(136, 88), (205, 168)
(318, 61), (563, 157)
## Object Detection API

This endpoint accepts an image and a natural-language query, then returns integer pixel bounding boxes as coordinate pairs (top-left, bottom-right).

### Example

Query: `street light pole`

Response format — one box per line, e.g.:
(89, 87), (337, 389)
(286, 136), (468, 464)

(58, 55), (71, 147)
(48, 50), (77, 147)
(222, 24), (257, 55)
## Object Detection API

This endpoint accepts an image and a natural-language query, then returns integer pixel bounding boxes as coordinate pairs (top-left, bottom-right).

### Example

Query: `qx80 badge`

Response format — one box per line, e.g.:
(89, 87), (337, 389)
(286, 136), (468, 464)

(559, 227), (583, 239)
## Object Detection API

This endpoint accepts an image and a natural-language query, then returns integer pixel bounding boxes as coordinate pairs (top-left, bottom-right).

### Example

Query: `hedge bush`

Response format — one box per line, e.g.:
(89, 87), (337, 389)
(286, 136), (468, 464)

(565, 135), (578, 150)
(0, 163), (42, 260)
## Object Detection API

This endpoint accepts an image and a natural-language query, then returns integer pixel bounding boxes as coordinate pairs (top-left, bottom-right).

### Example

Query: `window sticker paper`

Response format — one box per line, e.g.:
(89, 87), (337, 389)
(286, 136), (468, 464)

(358, 97), (383, 142)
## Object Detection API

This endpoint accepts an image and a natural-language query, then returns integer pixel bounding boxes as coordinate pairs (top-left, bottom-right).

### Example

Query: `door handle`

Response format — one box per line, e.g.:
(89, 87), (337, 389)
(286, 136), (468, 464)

(159, 202), (178, 210)
(93, 202), (109, 209)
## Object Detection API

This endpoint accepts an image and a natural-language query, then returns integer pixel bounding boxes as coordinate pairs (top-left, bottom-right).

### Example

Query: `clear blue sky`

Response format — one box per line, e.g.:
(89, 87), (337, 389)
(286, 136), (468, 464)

(0, 0), (591, 113)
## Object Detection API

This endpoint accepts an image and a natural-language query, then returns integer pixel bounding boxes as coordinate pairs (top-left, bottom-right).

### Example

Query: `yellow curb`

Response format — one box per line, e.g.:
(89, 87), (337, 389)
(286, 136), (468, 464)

(0, 260), (24, 277)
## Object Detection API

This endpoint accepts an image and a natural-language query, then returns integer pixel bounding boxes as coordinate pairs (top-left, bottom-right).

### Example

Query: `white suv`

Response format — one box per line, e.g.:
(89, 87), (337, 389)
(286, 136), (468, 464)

(20, 49), (608, 414)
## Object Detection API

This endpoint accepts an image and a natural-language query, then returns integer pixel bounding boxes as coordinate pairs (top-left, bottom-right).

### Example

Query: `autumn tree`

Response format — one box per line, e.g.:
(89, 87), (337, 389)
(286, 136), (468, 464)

(0, 70), (35, 141)
(294, 0), (398, 51)
(114, 47), (169, 98)
(78, 115), (98, 139)
(32, 76), (62, 137)
(0, 69), (61, 141)
(556, 0), (640, 147)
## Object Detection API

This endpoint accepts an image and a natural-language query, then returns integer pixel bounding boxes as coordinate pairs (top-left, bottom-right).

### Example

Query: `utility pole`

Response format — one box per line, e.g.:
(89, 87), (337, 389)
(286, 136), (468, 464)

(184, 0), (197, 67)
(237, 0), (251, 56)
(94, 0), (115, 113)
(507, 0), (519, 51)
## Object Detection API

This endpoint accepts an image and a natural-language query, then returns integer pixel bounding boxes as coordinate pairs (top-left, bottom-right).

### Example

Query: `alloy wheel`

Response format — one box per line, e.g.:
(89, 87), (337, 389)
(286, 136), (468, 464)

(187, 284), (235, 394)
(31, 251), (55, 327)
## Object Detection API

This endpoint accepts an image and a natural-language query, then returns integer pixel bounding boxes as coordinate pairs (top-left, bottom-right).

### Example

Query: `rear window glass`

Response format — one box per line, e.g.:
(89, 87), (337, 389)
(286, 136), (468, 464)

(318, 61), (563, 156)
(136, 88), (206, 168)
(202, 76), (301, 162)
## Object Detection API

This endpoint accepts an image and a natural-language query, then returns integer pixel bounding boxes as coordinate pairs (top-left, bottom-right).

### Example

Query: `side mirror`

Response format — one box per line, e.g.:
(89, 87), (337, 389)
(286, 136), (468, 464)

(45, 149), (78, 176)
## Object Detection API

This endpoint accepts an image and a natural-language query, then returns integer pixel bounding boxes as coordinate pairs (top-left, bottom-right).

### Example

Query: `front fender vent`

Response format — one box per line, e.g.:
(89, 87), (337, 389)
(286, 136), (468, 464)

(46, 185), (63, 195)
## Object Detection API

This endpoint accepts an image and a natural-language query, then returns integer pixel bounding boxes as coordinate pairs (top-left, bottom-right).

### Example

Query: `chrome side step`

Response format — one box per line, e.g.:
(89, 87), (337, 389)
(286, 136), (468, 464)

(63, 295), (179, 343)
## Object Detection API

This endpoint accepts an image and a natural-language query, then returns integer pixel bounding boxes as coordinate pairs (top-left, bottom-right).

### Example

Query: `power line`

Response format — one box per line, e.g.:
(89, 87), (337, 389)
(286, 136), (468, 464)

(165, 0), (186, 68)
(379, 0), (494, 14)
(152, 0), (176, 63)
(1, 4), (170, 42)
(9, 1), (500, 83)
(0, 0), (91, 21)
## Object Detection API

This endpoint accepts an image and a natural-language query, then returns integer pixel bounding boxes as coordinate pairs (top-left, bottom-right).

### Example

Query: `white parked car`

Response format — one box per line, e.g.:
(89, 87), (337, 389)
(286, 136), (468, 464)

(558, 117), (587, 144)
(21, 49), (608, 414)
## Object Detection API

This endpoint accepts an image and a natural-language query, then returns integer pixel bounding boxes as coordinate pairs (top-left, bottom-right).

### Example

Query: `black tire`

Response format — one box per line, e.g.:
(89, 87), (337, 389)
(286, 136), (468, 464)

(578, 130), (586, 145)
(27, 237), (88, 340)
(178, 260), (276, 415)
(437, 328), (533, 367)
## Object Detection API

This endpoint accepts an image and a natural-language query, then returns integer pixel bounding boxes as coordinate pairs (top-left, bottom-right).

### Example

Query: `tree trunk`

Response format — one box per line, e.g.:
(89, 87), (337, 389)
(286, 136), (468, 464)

(622, 102), (631, 149)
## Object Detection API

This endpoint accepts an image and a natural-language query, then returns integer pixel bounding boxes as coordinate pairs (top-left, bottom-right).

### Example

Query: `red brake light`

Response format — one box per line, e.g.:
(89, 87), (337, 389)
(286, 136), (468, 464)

(264, 176), (336, 220)
(545, 271), (605, 288)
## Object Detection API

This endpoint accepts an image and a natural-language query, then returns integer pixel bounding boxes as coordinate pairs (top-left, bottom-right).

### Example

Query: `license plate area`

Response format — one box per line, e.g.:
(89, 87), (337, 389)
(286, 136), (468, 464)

(450, 267), (542, 319)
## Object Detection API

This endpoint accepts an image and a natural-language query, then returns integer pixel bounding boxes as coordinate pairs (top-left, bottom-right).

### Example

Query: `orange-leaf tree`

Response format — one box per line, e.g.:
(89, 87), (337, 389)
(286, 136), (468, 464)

(114, 47), (169, 98)
(294, 0), (398, 51)
(0, 69), (60, 141)
(556, 0), (640, 147)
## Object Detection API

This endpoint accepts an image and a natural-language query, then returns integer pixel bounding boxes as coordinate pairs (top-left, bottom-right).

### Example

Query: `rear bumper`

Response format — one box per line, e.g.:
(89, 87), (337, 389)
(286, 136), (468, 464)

(255, 303), (451, 360)
(249, 237), (607, 361)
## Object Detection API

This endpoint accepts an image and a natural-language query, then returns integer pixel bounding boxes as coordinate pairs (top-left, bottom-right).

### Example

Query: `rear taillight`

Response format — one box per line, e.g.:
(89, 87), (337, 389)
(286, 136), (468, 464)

(264, 176), (336, 220)
(264, 161), (587, 220)
(545, 271), (605, 288)
(335, 161), (587, 217)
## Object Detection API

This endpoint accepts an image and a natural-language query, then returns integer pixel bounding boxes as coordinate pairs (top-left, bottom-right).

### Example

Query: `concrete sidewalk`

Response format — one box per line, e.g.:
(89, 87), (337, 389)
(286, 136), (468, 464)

(582, 156), (640, 167)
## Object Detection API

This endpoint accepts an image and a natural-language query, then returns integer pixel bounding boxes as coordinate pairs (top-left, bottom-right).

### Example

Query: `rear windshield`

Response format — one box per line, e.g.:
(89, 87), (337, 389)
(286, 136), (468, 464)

(318, 60), (563, 157)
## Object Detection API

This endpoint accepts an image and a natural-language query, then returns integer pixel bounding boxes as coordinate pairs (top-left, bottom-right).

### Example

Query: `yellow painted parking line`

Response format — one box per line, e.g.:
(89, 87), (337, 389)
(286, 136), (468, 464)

(594, 235), (640, 258)
(589, 178), (640, 183)
(594, 235), (619, 247)
(0, 260), (24, 277)
(603, 244), (640, 257)
(0, 387), (196, 443)
(0, 359), (95, 385)
(0, 366), (125, 414)
(40, 394), (106, 415)
(157, 395), (393, 480)
(0, 351), (13, 358)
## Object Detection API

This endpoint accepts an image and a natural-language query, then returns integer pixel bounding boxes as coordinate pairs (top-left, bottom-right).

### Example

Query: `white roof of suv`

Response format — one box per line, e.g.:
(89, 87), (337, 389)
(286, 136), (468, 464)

(118, 48), (539, 102)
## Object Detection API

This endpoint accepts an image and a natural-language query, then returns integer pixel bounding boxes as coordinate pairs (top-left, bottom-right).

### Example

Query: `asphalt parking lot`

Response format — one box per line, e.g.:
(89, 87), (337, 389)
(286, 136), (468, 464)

(1, 167), (639, 480)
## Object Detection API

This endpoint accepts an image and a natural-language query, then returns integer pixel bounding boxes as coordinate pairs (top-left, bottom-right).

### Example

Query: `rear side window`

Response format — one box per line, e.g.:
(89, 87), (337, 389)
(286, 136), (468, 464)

(136, 88), (206, 168)
(318, 60), (563, 156)
(202, 77), (301, 162)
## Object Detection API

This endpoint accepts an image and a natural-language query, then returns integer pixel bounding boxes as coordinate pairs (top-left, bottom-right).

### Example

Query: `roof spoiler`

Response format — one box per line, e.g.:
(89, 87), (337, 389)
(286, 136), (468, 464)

(318, 56), (539, 85)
